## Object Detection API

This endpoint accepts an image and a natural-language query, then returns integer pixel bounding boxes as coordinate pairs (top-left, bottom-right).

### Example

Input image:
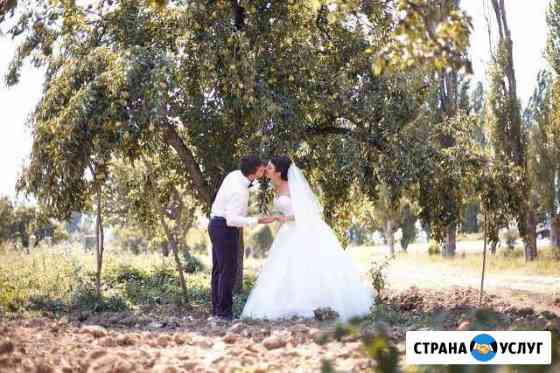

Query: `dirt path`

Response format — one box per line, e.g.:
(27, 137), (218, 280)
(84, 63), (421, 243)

(336, 246), (560, 314)
(339, 245), (559, 295)
(384, 259), (560, 294)
(383, 259), (560, 313)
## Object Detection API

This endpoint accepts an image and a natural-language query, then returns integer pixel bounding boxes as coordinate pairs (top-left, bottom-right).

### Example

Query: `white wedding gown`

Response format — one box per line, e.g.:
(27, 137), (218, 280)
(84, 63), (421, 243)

(241, 194), (374, 321)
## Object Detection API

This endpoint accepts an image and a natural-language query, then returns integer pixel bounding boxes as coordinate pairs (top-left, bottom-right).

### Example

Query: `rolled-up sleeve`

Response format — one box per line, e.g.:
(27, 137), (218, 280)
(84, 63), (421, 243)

(225, 191), (258, 228)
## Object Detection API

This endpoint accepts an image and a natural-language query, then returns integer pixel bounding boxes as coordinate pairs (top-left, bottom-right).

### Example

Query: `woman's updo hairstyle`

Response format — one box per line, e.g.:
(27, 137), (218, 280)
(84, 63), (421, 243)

(270, 155), (292, 181)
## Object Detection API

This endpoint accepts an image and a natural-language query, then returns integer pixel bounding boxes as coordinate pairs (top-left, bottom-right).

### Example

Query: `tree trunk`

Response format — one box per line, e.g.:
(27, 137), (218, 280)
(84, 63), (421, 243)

(480, 211), (488, 306)
(162, 126), (211, 206)
(160, 215), (189, 303)
(490, 240), (498, 255)
(161, 243), (170, 257)
(524, 207), (538, 261)
(384, 220), (395, 256)
(551, 214), (560, 248)
(443, 225), (456, 257)
(401, 241), (408, 253)
(170, 240), (188, 303)
(25, 234), (34, 255)
(95, 188), (105, 299)
(235, 228), (244, 293)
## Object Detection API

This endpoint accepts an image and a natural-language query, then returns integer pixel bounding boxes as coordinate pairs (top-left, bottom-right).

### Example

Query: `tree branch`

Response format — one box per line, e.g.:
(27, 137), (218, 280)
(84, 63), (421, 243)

(161, 124), (212, 206)
(230, 0), (245, 31)
(0, 0), (17, 17)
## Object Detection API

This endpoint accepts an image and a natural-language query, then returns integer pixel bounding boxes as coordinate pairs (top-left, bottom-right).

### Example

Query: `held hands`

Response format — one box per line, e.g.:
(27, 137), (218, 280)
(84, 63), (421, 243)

(257, 215), (287, 224)
(257, 216), (277, 224)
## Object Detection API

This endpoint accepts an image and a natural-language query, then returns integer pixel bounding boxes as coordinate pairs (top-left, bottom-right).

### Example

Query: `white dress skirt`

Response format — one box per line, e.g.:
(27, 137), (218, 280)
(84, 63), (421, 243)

(241, 195), (374, 321)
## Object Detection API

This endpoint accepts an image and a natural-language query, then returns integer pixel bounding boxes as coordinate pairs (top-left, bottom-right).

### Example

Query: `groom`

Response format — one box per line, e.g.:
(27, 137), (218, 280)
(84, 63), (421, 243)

(208, 155), (274, 320)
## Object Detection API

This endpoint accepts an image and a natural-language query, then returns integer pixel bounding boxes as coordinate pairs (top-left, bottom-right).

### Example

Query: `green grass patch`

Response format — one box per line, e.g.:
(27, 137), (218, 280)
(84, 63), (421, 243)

(418, 246), (560, 276)
(0, 245), (219, 315)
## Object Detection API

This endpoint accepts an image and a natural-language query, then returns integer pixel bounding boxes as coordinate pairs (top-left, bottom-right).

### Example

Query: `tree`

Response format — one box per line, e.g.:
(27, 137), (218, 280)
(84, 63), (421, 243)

(373, 185), (402, 256)
(104, 154), (198, 302)
(429, 72), (471, 257)
(460, 81), (486, 238)
(353, 185), (420, 255)
(399, 201), (418, 252)
(542, 0), (560, 248)
(3, 0), (473, 290)
(0, 197), (14, 244)
(416, 111), (485, 254)
(0, 196), (62, 251)
(429, 0), (466, 257)
(525, 71), (560, 248)
(485, 0), (537, 260)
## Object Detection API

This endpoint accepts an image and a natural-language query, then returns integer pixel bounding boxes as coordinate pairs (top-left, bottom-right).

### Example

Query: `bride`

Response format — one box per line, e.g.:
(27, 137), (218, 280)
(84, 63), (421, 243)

(241, 156), (374, 321)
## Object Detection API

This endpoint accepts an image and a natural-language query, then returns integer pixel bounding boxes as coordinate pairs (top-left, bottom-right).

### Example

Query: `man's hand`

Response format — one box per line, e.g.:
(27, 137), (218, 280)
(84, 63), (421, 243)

(257, 216), (276, 224)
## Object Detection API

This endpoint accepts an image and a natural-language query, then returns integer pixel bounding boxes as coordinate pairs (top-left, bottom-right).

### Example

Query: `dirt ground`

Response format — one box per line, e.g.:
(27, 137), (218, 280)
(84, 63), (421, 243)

(1, 284), (559, 373)
(0, 312), (377, 373)
(382, 257), (560, 314)
(1, 250), (559, 373)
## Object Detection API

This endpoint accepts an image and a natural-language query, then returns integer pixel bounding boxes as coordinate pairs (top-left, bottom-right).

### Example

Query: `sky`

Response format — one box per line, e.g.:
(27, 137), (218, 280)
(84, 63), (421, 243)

(0, 1), (552, 200)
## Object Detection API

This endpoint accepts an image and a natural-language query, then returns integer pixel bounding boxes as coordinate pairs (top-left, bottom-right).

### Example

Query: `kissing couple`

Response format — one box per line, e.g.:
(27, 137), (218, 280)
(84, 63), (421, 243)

(208, 155), (374, 322)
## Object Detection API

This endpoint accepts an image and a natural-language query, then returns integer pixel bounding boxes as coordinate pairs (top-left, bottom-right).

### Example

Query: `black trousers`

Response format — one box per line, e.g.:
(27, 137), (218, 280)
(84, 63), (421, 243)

(208, 217), (240, 318)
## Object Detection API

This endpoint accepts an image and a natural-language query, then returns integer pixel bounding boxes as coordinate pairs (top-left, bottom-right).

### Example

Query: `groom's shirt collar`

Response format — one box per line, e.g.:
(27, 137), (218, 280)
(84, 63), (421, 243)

(236, 170), (252, 188)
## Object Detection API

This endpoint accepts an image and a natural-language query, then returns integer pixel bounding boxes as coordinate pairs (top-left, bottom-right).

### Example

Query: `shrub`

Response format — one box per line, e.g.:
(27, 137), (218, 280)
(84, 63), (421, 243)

(0, 247), (217, 314)
(28, 295), (66, 313)
(103, 264), (149, 286)
(70, 283), (130, 312)
(151, 265), (177, 285)
(113, 226), (149, 254)
(182, 251), (205, 273)
(428, 241), (441, 255)
(247, 225), (274, 257)
(400, 204), (417, 251)
(369, 256), (392, 301)
(501, 227), (519, 250)
(192, 240), (208, 254)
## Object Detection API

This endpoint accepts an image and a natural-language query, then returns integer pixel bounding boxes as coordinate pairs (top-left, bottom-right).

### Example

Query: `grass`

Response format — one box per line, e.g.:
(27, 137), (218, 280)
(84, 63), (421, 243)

(1, 241), (559, 318)
(0, 243), (220, 316)
(349, 244), (560, 277)
(406, 245), (560, 276)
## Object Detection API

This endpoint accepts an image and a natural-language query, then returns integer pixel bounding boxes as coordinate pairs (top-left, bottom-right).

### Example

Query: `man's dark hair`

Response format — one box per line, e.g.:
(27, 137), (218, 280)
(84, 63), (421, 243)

(240, 155), (264, 177)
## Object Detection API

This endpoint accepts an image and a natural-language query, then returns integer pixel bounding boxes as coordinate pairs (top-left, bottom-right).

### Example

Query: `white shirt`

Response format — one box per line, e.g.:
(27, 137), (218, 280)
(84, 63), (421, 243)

(210, 170), (258, 228)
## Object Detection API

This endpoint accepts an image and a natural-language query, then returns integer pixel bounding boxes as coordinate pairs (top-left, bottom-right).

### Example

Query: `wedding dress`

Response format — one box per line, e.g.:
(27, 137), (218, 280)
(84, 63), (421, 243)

(241, 165), (374, 321)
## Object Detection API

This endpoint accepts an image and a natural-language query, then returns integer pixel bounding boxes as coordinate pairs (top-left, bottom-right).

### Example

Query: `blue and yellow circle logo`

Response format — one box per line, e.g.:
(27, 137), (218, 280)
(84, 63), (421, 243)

(470, 334), (498, 362)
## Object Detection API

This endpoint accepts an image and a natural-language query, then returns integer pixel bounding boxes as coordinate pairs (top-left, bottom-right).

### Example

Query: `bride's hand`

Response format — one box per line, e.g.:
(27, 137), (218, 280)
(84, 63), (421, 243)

(258, 216), (276, 224)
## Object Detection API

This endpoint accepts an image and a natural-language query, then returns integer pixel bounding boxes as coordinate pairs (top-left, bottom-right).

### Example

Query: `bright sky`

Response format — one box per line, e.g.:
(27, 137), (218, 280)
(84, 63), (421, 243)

(0, 1), (551, 199)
